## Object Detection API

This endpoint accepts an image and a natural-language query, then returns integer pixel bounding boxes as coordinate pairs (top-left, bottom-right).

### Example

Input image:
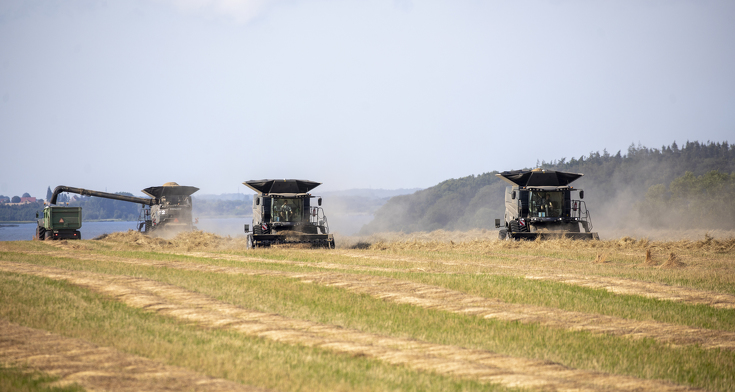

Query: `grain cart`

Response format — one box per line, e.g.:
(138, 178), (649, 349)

(49, 182), (199, 234)
(495, 169), (599, 240)
(36, 205), (82, 240)
(243, 179), (334, 248)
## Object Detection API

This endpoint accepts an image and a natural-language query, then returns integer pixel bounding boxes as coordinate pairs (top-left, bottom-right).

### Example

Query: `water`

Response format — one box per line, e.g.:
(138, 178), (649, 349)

(0, 218), (250, 241)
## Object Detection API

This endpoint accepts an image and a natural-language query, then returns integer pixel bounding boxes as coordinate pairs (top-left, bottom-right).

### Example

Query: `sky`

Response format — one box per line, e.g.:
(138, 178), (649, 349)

(1, 0), (733, 198)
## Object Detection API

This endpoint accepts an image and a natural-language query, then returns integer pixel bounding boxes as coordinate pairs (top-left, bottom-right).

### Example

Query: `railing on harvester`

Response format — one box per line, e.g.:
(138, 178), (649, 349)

(309, 206), (330, 234)
(570, 199), (593, 231)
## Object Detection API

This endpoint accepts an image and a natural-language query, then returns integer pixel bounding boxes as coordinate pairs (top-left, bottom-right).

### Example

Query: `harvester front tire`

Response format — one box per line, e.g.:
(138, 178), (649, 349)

(44, 230), (54, 241)
(498, 229), (507, 240)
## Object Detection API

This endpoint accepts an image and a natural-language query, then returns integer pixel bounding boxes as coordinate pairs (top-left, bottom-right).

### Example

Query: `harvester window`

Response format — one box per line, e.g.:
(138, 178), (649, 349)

(272, 199), (301, 222)
(529, 192), (563, 217)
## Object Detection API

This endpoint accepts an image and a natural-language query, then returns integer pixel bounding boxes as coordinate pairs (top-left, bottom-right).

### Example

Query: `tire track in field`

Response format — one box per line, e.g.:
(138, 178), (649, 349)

(0, 319), (268, 392)
(524, 274), (735, 310)
(0, 261), (699, 392)
(188, 250), (735, 311)
(14, 247), (735, 310)
(334, 250), (735, 310)
(8, 253), (735, 350)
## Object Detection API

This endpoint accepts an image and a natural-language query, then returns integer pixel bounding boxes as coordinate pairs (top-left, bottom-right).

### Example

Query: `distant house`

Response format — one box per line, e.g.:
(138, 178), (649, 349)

(0, 196), (9, 204)
(20, 197), (37, 204)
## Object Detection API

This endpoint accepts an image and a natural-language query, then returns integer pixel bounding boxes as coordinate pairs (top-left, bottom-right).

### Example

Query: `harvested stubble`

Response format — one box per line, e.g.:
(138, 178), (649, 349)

(93, 230), (248, 251)
(660, 253), (687, 269)
(0, 262), (704, 392)
(642, 248), (659, 266)
(359, 233), (735, 254)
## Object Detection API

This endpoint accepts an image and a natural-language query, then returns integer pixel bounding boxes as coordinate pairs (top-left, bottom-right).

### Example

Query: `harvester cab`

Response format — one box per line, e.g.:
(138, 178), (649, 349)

(494, 169), (599, 240)
(243, 179), (335, 249)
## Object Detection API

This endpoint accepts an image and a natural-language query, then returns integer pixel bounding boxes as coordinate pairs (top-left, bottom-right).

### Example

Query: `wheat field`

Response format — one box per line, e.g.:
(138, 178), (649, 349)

(1, 230), (734, 391)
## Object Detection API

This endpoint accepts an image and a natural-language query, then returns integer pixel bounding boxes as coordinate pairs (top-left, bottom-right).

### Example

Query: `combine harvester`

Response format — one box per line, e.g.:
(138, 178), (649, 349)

(495, 169), (599, 240)
(244, 179), (334, 249)
(49, 182), (199, 234)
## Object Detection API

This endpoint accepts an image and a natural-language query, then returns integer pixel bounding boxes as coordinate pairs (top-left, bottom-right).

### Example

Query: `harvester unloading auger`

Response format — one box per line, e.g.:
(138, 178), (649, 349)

(243, 179), (335, 249)
(495, 169), (599, 240)
(49, 182), (199, 234)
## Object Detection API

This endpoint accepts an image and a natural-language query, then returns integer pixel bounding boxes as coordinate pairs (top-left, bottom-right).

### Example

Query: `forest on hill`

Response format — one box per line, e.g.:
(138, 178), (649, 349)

(360, 141), (735, 234)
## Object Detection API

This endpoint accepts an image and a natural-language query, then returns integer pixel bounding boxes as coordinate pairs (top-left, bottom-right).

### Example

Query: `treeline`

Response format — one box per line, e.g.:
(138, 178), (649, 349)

(637, 170), (735, 229)
(0, 194), (144, 222)
(360, 173), (506, 233)
(0, 201), (45, 222)
(360, 141), (734, 234)
(67, 194), (143, 221)
(192, 199), (252, 217)
(0, 194), (256, 222)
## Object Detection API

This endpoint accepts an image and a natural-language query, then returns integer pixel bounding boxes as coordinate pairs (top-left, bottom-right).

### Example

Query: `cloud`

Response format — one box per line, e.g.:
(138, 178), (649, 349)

(153, 0), (279, 24)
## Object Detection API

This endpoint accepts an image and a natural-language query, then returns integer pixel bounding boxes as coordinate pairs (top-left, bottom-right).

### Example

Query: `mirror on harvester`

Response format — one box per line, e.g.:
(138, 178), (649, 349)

(511, 191), (516, 200)
(256, 197), (260, 205)
(318, 197), (322, 206)
(580, 190), (585, 199)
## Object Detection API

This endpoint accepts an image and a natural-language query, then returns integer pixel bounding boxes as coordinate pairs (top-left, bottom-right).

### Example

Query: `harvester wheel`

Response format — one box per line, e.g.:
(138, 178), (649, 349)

(44, 230), (54, 240)
(498, 229), (507, 240)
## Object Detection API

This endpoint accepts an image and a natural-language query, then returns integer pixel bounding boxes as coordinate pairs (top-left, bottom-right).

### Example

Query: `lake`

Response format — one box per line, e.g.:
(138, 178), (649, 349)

(0, 218), (249, 241)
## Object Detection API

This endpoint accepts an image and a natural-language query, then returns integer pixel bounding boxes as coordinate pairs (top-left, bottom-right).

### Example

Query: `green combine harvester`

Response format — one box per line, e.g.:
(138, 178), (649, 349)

(495, 168), (599, 240)
(243, 179), (335, 249)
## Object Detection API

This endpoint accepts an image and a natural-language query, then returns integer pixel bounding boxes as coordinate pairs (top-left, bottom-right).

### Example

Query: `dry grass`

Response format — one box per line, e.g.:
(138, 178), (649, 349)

(3, 229), (735, 391)
(641, 248), (658, 266)
(93, 230), (248, 251)
(661, 253), (687, 269)
(355, 233), (735, 254)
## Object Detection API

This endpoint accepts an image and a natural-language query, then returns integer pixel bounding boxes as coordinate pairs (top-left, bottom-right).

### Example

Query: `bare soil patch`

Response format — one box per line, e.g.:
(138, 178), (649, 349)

(0, 319), (267, 392)
(0, 261), (698, 392)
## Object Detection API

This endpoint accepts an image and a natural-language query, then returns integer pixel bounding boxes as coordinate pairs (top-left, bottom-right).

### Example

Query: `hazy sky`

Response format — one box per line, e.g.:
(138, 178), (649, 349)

(1, 0), (733, 198)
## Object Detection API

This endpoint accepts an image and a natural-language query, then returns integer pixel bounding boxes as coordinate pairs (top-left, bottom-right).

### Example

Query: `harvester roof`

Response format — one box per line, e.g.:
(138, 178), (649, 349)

(496, 169), (583, 187)
(141, 183), (199, 199)
(243, 179), (322, 195)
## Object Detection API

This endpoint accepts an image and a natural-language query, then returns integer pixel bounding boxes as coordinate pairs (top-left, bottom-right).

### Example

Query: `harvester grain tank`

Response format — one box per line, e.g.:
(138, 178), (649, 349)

(49, 182), (199, 233)
(243, 179), (334, 248)
(495, 169), (599, 240)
